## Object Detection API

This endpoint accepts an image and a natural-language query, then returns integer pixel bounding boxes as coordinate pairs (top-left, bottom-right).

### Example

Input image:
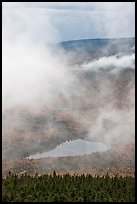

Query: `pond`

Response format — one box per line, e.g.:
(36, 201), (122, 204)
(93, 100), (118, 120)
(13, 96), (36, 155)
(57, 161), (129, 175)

(27, 139), (109, 159)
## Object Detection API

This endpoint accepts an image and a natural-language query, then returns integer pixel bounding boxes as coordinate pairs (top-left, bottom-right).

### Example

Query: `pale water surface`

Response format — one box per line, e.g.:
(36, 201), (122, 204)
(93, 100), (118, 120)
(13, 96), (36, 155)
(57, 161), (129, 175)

(27, 139), (109, 159)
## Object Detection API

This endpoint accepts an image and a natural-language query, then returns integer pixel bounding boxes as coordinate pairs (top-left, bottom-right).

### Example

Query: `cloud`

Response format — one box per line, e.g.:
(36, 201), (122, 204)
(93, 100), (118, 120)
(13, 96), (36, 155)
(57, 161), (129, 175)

(2, 6), (60, 44)
(2, 2), (134, 11)
(87, 107), (135, 146)
(2, 2), (135, 41)
(2, 2), (135, 161)
(81, 54), (135, 72)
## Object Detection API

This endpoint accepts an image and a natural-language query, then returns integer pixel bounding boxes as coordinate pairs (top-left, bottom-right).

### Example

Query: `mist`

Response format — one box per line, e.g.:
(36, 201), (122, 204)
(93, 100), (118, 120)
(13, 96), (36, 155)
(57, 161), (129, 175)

(2, 3), (135, 161)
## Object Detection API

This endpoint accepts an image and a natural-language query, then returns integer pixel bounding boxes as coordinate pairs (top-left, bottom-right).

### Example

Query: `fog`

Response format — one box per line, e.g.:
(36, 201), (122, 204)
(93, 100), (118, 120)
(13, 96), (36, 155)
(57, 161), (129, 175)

(2, 41), (76, 111)
(2, 3), (135, 161)
(81, 54), (135, 71)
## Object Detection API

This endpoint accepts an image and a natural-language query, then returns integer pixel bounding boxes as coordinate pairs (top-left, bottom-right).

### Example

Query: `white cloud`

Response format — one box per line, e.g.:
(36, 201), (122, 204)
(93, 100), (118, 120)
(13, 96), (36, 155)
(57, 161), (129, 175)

(2, 2), (135, 42)
(81, 54), (135, 72)
(2, 2), (134, 11)
(2, 2), (135, 160)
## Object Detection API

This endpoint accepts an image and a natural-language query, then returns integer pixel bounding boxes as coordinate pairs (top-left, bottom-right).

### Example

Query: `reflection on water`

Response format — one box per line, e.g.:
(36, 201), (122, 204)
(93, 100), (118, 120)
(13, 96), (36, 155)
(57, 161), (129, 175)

(27, 139), (109, 159)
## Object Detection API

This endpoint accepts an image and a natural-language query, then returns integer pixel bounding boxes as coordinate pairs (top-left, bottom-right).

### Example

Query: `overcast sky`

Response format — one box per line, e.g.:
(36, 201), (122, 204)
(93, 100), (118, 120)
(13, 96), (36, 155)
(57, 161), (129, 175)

(2, 2), (135, 43)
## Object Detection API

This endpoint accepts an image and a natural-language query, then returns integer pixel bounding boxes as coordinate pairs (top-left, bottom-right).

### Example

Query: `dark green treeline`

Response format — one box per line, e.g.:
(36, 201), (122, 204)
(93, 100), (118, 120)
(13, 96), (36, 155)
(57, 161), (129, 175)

(2, 172), (135, 202)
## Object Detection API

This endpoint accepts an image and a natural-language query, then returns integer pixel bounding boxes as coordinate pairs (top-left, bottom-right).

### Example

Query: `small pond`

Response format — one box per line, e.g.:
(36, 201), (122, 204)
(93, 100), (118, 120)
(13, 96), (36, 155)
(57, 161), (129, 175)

(27, 139), (109, 159)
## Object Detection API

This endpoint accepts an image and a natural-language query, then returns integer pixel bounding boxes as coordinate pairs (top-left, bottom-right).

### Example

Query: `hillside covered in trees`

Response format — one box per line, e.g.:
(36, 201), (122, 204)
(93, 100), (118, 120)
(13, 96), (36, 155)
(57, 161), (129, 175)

(2, 172), (135, 202)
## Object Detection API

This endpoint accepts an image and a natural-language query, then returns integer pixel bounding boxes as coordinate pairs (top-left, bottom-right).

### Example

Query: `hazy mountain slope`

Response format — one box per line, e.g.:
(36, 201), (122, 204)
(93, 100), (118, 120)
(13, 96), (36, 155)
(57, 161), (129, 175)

(2, 38), (135, 176)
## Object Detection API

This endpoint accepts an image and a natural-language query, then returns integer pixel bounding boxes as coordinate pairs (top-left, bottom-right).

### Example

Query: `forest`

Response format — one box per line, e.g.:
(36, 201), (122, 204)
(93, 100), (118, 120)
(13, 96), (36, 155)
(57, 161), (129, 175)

(2, 172), (135, 202)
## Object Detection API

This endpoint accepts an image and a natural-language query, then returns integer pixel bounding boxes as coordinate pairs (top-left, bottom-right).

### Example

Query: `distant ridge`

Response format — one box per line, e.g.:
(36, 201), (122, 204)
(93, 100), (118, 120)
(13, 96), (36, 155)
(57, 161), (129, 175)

(59, 37), (135, 57)
(60, 37), (135, 44)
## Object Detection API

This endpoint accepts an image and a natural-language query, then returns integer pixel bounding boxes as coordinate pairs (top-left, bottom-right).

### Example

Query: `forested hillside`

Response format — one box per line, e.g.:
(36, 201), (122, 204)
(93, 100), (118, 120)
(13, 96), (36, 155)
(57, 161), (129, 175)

(2, 172), (135, 202)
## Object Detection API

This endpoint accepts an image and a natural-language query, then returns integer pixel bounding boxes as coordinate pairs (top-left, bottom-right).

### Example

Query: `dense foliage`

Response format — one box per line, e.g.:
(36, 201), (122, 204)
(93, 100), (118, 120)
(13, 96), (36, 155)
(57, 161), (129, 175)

(2, 172), (135, 202)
